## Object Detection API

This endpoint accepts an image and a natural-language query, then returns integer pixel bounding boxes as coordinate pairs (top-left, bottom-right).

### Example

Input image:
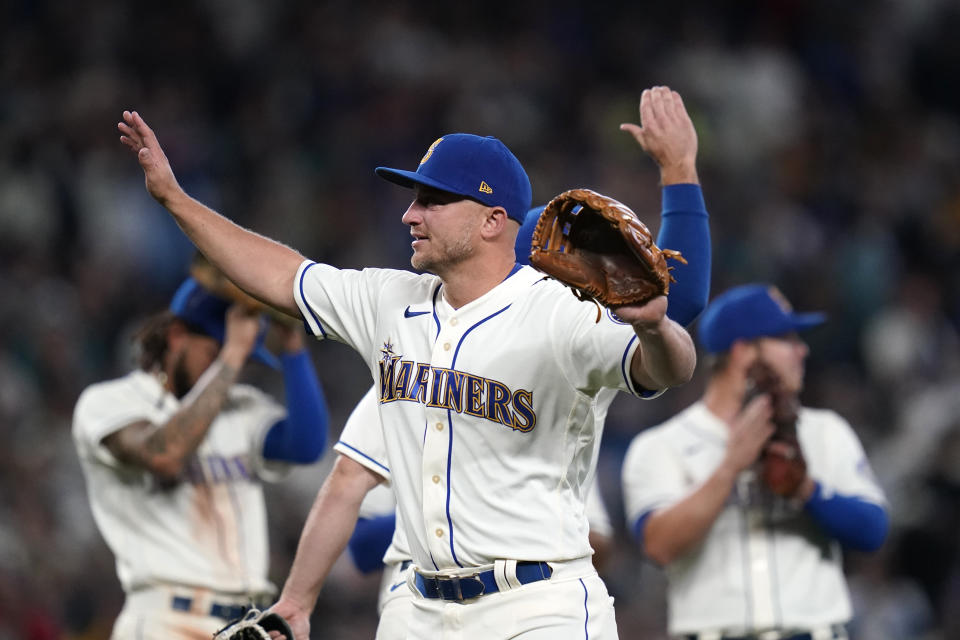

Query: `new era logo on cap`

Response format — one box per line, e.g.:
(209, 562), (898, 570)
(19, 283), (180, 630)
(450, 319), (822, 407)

(375, 133), (532, 224)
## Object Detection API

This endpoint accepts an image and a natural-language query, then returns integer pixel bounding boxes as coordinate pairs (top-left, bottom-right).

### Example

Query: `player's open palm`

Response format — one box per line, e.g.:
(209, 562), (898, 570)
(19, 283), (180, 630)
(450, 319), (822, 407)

(620, 86), (698, 183)
(725, 395), (775, 473)
(118, 110), (182, 204)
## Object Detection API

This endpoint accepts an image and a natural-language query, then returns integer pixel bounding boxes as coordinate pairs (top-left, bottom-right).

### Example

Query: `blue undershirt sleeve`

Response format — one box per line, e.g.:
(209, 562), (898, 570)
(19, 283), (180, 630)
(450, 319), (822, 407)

(804, 482), (889, 552)
(348, 513), (397, 574)
(262, 350), (329, 463)
(657, 184), (711, 328)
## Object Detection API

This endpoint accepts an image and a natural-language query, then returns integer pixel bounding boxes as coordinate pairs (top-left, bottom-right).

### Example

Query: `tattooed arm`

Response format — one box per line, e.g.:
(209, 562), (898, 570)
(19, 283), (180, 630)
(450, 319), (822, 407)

(103, 306), (259, 481)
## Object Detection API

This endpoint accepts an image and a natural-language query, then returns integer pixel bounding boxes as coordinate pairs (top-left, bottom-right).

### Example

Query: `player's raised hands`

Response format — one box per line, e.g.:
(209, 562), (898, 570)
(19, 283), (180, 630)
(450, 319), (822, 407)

(118, 110), (183, 205)
(620, 86), (699, 186)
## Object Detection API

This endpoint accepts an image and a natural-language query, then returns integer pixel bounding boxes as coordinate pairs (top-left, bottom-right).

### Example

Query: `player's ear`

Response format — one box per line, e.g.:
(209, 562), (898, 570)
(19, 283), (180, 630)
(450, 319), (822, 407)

(479, 206), (510, 240)
(728, 339), (758, 373)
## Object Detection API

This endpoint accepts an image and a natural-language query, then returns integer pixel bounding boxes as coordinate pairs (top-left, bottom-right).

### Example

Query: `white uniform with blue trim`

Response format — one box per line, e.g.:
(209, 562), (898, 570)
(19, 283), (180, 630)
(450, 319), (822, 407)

(621, 402), (886, 638)
(298, 261), (645, 638)
(341, 385), (619, 640)
(72, 370), (288, 638)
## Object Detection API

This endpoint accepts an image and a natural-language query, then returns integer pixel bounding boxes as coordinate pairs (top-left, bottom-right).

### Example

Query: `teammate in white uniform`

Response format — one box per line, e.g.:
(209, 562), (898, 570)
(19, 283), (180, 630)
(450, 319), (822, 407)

(73, 277), (329, 640)
(622, 284), (889, 640)
(118, 86), (699, 640)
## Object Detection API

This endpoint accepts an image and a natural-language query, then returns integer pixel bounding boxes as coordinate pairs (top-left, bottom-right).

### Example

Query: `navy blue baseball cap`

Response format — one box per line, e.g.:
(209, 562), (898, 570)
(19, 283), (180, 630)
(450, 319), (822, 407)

(169, 278), (281, 369)
(698, 284), (826, 354)
(376, 134), (533, 224)
(514, 205), (545, 265)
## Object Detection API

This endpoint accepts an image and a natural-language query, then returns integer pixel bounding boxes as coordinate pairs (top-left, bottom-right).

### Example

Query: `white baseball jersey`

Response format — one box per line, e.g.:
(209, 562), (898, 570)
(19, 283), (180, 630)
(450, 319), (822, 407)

(73, 369), (289, 595)
(340, 384), (617, 640)
(298, 260), (644, 572)
(622, 401), (887, 635)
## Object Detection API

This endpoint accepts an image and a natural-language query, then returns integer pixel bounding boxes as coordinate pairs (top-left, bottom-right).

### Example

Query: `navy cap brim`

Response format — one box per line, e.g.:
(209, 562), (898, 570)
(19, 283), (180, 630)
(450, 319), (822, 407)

(375, 167), (475, 201)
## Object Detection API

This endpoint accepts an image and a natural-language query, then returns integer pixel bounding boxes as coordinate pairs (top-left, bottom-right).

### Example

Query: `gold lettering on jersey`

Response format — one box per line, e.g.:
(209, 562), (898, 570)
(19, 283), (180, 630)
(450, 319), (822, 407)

(420, 137), (443, 165)
(378, 357), (537, 432)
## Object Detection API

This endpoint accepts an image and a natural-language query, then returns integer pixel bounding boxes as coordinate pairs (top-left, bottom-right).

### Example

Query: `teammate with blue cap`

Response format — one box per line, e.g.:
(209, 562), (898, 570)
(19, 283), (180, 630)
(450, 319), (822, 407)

(73, 273), (329, 639)
(623, 283), (888, 640)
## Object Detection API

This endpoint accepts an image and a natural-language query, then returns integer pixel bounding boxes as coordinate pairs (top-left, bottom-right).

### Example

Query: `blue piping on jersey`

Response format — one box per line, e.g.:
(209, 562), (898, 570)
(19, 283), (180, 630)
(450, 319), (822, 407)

(444, 302), (514, 567)
(580, 578), (590, 639)
(298, 262), (327, 338)
(620, 335), (638, 394)
(335, 440), (390, 475)
(431, 284), (442, 338)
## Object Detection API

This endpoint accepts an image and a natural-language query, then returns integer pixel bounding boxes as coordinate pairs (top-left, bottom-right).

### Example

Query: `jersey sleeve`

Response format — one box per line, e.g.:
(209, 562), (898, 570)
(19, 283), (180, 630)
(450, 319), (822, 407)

(333, 385), (392, 483)
(548, 292), (654, 398)
(809, 410), (887, 505)
(621, 427), (688, 528)
(72, 383), (152, 468)
(235, 385), (292, 483)
(293, 260), (415, 356)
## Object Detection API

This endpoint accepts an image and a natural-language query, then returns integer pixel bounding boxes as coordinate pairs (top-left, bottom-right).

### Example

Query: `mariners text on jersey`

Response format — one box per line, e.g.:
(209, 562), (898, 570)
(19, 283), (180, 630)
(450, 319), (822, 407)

(377, 341), (536, 432)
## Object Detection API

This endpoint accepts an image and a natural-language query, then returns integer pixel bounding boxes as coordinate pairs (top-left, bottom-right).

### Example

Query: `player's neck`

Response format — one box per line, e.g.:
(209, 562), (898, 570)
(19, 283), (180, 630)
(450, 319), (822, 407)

(438, 252), (516, 309)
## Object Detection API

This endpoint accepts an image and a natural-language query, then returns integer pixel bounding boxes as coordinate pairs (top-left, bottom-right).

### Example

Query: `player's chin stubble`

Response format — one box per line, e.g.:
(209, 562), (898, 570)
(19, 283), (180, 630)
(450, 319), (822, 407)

(410, 236), (476, 274)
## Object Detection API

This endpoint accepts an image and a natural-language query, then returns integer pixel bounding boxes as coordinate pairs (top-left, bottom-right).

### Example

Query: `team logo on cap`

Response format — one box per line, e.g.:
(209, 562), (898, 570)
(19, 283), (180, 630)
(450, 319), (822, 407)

(478, 181), (493, 194)
(420, 137), (443, 165)
(767, 286), (793, 312)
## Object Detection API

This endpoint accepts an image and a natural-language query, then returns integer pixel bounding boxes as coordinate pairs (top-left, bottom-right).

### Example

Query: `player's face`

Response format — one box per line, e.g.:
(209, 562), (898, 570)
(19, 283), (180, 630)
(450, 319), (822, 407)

(170, 332), (221, 398)
(754, 333), (808, 393)
(402, 186), (486, 274)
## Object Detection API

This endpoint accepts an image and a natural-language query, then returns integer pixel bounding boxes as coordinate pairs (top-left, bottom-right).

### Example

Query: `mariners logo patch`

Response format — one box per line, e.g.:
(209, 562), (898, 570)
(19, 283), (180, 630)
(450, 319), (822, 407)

(420, 138), (443, 165)
(377, 343), (537, 432)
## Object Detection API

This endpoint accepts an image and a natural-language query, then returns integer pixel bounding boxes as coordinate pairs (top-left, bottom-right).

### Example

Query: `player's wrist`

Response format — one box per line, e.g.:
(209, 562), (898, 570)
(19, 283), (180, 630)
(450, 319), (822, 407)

(659, 161), (699, 186)
(218, 345), (251, 369)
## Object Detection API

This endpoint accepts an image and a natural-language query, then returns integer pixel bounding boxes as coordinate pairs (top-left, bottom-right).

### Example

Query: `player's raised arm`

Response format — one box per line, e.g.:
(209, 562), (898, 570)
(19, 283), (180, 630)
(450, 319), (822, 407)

(118, 110), (304, 316)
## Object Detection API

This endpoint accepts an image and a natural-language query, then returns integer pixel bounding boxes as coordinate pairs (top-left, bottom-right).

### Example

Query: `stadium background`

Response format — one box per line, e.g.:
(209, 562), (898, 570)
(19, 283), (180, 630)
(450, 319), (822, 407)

(1, 1), (958, 638)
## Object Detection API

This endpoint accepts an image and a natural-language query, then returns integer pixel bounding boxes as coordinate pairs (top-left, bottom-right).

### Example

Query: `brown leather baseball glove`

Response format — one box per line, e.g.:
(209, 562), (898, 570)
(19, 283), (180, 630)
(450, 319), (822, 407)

(744, 361), (807, 498)
(528, 189), (685, 315)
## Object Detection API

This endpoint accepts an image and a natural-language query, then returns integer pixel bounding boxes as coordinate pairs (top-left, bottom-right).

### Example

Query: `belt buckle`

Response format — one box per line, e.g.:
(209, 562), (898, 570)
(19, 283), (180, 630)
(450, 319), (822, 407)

(436, 571), (485, 600)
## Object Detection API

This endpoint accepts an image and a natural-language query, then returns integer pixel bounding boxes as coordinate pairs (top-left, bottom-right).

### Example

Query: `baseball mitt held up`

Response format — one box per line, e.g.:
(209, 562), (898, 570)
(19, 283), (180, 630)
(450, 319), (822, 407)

(213, 608), (294, 640)
(744, 361), (807, 498)
(529, 189), (686, 318)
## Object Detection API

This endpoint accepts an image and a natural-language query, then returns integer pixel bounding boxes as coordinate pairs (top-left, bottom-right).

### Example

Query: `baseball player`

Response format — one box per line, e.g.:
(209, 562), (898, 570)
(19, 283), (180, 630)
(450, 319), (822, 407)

(622, 284), (889, 640)
(119, 86), (700, 639)
(72, 276), (329, 639)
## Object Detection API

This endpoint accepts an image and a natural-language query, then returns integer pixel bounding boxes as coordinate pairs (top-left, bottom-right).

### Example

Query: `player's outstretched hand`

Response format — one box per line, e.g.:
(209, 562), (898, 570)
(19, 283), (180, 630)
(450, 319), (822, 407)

(118, 110), (183, 205)
(620, 86), (698, 186)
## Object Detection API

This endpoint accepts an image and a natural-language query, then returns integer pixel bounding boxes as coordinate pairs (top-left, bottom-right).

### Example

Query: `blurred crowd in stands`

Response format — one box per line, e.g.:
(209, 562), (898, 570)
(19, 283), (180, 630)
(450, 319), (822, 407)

(1, 1), (958, 638)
